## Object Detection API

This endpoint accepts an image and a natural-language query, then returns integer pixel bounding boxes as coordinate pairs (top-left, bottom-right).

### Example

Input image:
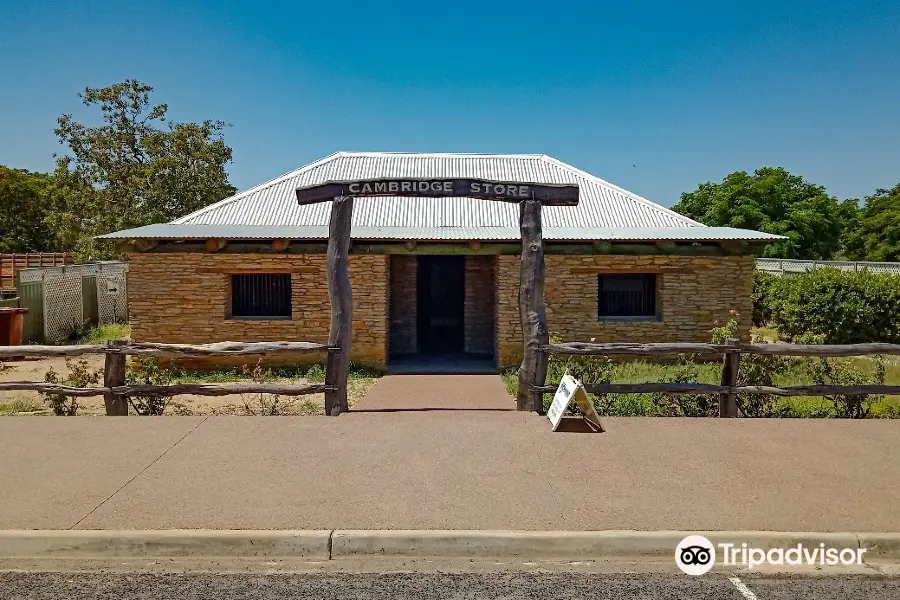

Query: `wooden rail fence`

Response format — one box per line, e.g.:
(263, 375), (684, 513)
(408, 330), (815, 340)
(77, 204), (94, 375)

(0, 340), (340, 416)
(535, 338), (900, 417)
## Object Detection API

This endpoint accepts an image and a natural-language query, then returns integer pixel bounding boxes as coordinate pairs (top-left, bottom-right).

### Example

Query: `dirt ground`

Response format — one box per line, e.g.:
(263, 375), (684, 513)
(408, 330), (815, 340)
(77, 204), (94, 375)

(0, 356), (374, 416)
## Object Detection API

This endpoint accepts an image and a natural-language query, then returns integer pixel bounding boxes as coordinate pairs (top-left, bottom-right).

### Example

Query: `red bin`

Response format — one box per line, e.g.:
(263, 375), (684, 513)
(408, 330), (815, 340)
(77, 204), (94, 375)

(0, 307), (29, 347)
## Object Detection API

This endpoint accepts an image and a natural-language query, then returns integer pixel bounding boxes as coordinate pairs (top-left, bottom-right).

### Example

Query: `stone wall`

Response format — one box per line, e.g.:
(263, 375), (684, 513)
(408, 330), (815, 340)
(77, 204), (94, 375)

(496, 254), (754, 367)
(389, 255), (417, 356)
(128, 252), (388, 368)
(129, 250), (754, 371)
(463, 256), (495, 356)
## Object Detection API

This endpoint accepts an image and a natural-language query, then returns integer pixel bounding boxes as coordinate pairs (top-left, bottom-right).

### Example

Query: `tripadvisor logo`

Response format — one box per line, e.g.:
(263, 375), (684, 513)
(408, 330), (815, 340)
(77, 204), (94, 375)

(675, 535), (868, 575)
(676, 535), (716, 575)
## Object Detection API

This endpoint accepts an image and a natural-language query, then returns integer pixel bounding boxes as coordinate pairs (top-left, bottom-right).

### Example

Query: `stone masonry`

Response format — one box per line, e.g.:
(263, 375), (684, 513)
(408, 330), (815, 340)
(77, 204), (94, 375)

(128, 252), (388, 368)
(128, 250), (753, 370)
(495, 254), (754, 367)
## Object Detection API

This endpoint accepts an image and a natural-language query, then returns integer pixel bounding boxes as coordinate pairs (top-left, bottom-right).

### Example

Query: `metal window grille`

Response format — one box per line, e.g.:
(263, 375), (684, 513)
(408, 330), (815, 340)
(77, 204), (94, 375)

(598, 274), (657, 317)
(231, 274), (292, 318)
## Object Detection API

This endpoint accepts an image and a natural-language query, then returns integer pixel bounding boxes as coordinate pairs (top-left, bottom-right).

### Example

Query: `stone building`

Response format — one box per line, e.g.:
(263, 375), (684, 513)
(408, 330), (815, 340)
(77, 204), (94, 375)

(103, 152), (778, 370)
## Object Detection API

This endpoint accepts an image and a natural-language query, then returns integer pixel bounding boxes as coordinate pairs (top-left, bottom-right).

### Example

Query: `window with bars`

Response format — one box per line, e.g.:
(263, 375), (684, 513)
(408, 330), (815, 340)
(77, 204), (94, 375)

(598, 273), (658, 318)
(230, 274), (292, 319)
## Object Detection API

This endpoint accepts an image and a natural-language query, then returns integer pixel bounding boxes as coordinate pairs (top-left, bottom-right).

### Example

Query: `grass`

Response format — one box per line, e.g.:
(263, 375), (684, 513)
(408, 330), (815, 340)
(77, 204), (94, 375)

(161, 361), (383, 415)
(503, 355), (900, 418)
(79, 323), (131, 345)
(0, 396), (44, 415)
(174, 362), (382, 384)
(752, 327), (782, 342)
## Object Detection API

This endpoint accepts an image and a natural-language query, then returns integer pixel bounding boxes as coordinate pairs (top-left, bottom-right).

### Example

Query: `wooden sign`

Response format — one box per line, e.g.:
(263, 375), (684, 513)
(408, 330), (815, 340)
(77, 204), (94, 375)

(296, 178), (579, 206)
(547, 373), (605, 432)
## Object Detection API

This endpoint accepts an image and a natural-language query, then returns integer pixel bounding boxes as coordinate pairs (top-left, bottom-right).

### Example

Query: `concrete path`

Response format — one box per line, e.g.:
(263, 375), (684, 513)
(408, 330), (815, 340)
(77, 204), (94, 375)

(352, 374), (514, 411)
(2, 415), (899, 532)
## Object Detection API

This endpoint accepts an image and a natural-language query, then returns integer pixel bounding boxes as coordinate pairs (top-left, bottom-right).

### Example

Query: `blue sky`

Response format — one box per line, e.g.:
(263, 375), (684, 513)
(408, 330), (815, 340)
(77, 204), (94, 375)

(1, 0), (898, 206)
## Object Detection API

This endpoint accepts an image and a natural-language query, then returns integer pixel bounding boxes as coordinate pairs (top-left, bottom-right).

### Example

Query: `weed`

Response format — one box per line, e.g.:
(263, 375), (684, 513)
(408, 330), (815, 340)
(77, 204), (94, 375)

(126, 357), (174, 416)
(79, 323), (131, 345)
(0, 396), (44, 414)
(41, 359), (102, 416)
(239, 360), (295, 415)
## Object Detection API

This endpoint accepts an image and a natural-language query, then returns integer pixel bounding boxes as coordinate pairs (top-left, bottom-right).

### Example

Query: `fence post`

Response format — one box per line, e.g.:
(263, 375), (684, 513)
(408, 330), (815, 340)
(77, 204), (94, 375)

(103, 340), (128, 416)
(718, 338), (740, 418)
(517, 199), (549, 413)
(324, 346), (342, 415)
(324, 195), (353, 416)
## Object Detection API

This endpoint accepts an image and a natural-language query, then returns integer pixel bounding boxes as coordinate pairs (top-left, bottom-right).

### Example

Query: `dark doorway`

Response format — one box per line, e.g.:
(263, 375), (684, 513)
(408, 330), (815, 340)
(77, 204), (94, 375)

(417, 256), (465, 355)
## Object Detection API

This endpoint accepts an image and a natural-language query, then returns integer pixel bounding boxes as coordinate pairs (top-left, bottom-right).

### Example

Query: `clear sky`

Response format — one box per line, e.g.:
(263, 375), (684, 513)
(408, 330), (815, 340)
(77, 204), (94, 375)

(1, 0), (898, 206)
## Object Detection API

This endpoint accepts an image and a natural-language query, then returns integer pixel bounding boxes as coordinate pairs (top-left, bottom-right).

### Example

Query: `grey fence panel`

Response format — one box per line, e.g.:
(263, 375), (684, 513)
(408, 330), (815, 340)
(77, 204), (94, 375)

(82, 276), (99, 326)
(15, 262), (129, 343)
(96, 270), (128, 325)
(42, 273), (84, 343)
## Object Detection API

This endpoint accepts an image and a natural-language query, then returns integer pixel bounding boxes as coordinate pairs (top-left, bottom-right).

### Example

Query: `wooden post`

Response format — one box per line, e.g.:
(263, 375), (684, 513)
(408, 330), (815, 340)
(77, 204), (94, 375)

(718, 338), (740, 417)
(517, 199), (549, 413)
(103, 340), (128, 416)
(324, 196), (353, 416)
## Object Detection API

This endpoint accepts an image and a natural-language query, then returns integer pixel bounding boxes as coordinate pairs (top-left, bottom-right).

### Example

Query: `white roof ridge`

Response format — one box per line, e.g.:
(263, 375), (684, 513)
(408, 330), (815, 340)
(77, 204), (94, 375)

(538, 155), (703, 227)
(336, 151), (547, 159)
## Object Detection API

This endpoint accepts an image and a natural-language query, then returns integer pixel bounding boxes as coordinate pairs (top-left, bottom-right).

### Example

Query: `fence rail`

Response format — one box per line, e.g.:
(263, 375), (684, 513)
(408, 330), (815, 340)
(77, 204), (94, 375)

(541, 339), (900, 417)
(1, 340), (338, 415)
(547, 341), (900, 357)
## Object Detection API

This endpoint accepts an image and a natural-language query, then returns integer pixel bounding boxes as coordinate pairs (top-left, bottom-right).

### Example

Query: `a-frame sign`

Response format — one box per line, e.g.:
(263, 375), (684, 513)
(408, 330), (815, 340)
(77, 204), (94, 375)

(547, 373), (605, 432)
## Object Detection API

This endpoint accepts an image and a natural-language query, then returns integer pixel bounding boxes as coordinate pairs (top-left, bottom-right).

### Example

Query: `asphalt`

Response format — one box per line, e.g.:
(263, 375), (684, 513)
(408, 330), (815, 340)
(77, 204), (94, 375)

(2, 412), (899, 531)
(2, 572), (899, 600)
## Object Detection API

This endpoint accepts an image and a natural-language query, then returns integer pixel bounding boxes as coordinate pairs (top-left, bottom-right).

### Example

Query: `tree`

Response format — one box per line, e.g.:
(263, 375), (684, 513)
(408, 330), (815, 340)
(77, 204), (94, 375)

(0, 166), (60, 252)
(673, 167), (845, 259)
(842, 183), (900, 262)
(50, 80), (236, 259)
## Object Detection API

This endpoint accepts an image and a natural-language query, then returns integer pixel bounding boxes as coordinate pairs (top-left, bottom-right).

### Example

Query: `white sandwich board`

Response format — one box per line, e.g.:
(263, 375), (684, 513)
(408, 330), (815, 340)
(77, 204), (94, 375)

(547, 373), (605, 432)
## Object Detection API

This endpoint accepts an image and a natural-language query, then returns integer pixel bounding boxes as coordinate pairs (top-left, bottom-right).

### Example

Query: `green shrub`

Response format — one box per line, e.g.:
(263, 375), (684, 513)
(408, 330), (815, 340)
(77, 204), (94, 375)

(649, 359), (719, 417)
(126, 357), (174, 416)
(768, 268), (900, 343)
(41, 359), (102, 416)
(752, 271), (781, 326)
(542, 335), (615, 413)
(807, 356), (886, 418)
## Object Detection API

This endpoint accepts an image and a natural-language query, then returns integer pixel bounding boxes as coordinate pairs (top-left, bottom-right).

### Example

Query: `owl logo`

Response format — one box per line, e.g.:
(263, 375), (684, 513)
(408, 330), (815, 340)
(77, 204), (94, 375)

(676, 535), (716, 575)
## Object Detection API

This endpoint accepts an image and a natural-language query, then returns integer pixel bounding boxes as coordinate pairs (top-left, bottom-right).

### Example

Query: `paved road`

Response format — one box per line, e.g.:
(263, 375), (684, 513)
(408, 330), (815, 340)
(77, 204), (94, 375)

(2, 415), (900, 530)
(2, 572), (899, 599)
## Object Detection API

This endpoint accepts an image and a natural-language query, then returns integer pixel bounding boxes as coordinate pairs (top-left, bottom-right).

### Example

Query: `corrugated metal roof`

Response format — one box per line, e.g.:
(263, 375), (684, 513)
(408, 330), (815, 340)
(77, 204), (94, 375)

(101, 152), (784, 242)
(174, 152), (701, 229)
(100, 223), (783, 242)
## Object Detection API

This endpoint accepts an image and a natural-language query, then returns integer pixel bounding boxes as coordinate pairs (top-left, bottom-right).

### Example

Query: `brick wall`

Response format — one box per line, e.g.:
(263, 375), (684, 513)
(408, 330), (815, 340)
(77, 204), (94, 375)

(128, 252), (388, 368)
(496, 254), (754, 367)
(463, 256), (495, 356)
(389, 255), (417, 356)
